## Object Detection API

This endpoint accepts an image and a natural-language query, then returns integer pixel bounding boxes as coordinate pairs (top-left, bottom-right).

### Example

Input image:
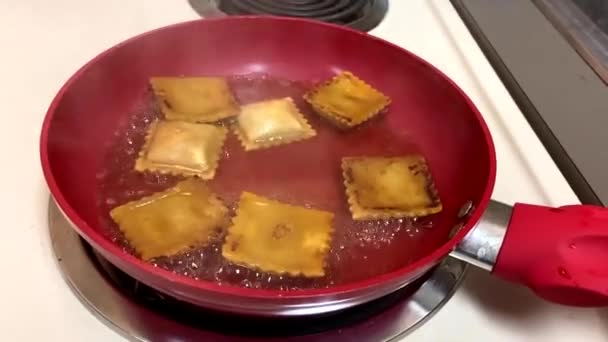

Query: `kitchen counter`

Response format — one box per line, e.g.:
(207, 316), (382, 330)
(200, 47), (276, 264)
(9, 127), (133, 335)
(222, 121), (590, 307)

(0, 0), (605, 341)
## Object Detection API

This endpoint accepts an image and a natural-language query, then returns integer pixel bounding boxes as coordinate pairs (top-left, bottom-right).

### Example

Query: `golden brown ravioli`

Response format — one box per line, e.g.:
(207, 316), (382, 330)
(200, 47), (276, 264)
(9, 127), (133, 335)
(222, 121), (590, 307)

(150, 77), (239, 123)
(234, 97), (316, 151)
(304, 71), (390, 128)
(342, 156), (442, 220)
(222, 192), (334, 277)
(135, 120), (227, 179)
(110, 179), (229, 260)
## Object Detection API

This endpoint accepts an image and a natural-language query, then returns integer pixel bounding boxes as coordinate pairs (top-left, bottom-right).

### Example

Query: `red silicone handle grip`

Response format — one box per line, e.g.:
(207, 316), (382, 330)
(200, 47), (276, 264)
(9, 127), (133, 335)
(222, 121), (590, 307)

(493, 203), (608, 307)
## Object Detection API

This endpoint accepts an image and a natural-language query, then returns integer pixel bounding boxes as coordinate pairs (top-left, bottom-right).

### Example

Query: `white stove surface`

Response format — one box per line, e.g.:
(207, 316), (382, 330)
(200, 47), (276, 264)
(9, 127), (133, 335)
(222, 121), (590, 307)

(0, 0), (605, 341)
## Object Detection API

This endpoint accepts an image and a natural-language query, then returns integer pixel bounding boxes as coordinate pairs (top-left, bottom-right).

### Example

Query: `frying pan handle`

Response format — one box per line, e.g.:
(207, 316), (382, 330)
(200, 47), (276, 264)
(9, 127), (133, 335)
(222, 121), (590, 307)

(450, 200), (510, 271)
(452, 201), (608, 307)
(494, 203), (608, 307)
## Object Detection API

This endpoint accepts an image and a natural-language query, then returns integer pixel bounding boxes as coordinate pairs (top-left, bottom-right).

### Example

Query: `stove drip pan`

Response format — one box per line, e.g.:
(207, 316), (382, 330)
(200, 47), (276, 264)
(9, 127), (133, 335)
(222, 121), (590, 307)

(49, 199), (466, 341)
(188, 0), (389, 32)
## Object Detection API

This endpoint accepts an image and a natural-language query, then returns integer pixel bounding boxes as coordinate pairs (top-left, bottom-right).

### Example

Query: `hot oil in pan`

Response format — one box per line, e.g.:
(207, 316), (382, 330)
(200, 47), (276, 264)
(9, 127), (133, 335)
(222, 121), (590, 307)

(96, 74), (444, 290)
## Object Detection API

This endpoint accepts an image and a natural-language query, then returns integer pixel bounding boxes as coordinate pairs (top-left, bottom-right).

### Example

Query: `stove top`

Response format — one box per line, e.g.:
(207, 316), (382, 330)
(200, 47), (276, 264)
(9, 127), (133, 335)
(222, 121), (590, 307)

(189, 0), (388, 31)
(49, 200), (467, 341)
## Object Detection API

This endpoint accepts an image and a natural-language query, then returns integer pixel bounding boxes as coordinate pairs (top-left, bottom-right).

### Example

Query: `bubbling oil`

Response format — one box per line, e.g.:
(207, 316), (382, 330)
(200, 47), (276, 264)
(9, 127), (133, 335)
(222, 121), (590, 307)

(96, 74), (440, 290)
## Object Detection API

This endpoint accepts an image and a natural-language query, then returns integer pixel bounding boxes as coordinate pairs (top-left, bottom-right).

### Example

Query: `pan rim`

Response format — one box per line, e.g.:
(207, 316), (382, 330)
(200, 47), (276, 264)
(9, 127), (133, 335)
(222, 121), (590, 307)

(40, 15), (497, 300)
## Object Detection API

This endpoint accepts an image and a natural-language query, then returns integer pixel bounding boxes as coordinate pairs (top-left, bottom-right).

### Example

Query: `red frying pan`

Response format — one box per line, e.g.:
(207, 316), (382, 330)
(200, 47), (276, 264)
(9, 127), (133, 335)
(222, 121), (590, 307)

(40, 16), (608, 316)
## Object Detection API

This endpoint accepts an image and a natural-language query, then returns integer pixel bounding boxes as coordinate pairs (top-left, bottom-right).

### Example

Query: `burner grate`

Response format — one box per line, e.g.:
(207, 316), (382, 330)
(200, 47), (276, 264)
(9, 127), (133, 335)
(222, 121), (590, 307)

(220, 0), (367, 22)
(189, 0), (389, 32)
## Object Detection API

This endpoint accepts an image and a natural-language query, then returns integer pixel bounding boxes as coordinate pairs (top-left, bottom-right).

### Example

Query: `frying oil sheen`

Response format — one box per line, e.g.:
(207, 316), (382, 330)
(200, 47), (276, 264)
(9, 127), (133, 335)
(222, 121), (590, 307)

(96, 74), (440, 290)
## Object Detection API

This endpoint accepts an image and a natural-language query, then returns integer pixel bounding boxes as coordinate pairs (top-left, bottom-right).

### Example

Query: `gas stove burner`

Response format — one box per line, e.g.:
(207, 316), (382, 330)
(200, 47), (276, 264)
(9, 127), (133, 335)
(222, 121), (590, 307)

(48, 199), (467, 341)
(189, 0), (389, 32)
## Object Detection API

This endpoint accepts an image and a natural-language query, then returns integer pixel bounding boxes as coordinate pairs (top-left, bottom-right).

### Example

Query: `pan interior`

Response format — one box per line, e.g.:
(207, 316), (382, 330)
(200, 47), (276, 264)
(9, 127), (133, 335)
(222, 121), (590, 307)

(45, 18), (493, 291)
